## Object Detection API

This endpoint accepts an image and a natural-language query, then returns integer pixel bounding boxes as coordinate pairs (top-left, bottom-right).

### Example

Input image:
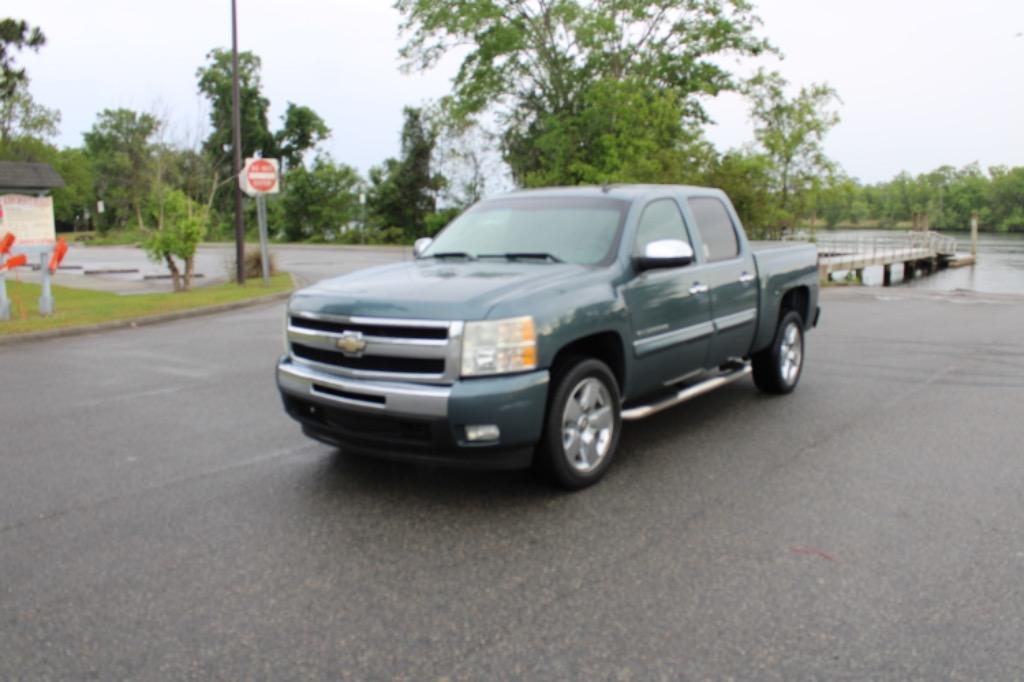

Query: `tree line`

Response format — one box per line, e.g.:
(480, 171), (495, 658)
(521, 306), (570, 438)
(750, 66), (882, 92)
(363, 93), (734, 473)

(2, 3), (1022, 263)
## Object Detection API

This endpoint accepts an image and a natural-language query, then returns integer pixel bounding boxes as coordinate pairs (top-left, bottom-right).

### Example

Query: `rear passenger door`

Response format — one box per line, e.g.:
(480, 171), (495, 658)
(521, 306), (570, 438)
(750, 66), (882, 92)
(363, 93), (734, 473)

(622, 198), (713, 396)
(686, 196), (758, 367)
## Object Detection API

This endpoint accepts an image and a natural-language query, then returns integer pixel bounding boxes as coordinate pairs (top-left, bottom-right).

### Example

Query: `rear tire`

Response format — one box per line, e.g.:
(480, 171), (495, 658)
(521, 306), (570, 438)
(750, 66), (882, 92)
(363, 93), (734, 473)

(536, 357), (621, 490)
(752, 310), (805, 395)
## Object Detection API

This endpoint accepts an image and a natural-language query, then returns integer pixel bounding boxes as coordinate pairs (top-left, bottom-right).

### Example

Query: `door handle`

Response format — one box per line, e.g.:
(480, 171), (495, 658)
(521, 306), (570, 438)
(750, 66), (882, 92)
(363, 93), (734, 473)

(739, 272), (756, 284)
(689, 283), (709, 295)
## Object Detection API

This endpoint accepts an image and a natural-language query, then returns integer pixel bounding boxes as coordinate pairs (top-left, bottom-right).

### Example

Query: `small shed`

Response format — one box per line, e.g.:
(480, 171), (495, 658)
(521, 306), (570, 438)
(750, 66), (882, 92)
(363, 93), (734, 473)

(0, 161), (65, 196)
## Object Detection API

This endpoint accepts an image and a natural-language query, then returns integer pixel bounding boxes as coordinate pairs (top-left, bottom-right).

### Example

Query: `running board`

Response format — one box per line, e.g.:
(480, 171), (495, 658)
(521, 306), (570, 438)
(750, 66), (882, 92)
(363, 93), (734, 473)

(620, 365), (752, 421)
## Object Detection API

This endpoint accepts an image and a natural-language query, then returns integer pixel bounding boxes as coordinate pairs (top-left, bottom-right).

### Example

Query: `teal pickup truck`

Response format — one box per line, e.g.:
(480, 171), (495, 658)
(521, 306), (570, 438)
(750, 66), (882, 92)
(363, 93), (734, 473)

(277, 185), (819, 488)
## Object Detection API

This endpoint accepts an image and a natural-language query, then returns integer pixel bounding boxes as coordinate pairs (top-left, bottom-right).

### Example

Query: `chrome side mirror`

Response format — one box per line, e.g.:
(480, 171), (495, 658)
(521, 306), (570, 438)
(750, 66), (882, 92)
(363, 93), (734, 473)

(634, 239), (694, 271)
(413, 237), (433, 258)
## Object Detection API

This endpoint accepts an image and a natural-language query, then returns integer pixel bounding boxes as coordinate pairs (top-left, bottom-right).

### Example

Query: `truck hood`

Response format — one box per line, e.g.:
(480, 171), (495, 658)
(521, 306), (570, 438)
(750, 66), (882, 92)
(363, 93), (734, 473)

(289, 259), (588, 320)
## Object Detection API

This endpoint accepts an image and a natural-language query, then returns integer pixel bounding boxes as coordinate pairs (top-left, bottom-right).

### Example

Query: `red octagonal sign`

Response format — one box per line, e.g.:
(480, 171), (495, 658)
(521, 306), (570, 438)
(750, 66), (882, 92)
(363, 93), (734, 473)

(246, 158), (278, 193)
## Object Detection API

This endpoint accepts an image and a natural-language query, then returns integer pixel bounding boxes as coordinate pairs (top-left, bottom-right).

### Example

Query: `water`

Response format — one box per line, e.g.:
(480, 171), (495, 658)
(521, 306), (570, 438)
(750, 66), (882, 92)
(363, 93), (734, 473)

(820, 230), (1024, 295)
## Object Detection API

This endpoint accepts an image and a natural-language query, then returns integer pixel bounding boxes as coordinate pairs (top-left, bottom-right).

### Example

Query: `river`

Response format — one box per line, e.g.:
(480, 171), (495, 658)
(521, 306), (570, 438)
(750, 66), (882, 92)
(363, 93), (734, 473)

(820, 230), (1024, 295)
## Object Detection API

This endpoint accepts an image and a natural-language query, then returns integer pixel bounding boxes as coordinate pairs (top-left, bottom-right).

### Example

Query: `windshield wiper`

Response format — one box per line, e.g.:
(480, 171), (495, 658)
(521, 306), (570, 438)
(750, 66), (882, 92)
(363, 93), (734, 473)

(479, 252), (565, 263)
(426, 251), (476, 260)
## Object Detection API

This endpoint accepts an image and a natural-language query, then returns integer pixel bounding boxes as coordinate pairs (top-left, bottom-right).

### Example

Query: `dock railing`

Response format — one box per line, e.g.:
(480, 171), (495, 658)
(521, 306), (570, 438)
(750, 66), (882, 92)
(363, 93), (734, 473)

(791, 231), (958, 270)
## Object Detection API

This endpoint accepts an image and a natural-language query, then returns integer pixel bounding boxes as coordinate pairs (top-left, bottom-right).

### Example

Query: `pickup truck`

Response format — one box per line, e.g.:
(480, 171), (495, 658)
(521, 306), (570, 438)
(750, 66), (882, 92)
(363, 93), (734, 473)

(277, 185), (819, 489)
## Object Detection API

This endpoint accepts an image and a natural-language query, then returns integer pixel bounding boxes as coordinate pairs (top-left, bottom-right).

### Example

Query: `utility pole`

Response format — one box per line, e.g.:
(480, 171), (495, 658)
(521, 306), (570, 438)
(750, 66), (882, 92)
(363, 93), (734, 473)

(231, 0), (245, 284)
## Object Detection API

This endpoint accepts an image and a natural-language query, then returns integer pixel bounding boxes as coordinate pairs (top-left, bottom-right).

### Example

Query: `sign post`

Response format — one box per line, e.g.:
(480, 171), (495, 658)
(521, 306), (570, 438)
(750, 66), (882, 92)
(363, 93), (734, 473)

(0, 194), (58, 316)
(240, 158), (280, 285)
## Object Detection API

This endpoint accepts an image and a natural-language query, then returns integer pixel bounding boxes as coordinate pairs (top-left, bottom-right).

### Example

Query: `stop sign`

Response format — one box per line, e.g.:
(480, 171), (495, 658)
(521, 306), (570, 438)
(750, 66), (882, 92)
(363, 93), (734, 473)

(246, 158), (279, 193)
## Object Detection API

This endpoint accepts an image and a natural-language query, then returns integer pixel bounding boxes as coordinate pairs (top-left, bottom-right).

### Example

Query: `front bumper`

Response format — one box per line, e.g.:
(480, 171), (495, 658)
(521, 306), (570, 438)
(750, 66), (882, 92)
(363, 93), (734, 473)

(276, 358), (550, 469)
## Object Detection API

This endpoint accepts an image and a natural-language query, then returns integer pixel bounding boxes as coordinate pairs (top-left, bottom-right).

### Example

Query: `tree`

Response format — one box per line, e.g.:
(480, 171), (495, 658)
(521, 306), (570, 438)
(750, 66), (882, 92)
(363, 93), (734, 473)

(700, 149), (783, 238)
(83, 108), (160, 231)
(0, 79), (59, 142)
(280, 155), (362, 241)
(746, 70), (841, 226)
(367, 107), (444, 238)
(195, 49), (332, 212)
(395, 0), (773, 185)
(143, 189), (208, 291)
(275, 103), (330, 169)
(196, 49), (275, 169)
(0, 18), (45, 101)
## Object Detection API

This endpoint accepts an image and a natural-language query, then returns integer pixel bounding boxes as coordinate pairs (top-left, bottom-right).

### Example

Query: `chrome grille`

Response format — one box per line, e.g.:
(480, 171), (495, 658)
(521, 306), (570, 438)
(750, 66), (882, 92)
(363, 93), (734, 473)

(286, 312), (462, 385)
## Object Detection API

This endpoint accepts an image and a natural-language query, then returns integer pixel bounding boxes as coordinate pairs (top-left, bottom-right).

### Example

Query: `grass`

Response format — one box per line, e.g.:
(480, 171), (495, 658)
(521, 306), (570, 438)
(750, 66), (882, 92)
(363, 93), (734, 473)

(63, 230), (148, 246)
(0, 272), (292, 336)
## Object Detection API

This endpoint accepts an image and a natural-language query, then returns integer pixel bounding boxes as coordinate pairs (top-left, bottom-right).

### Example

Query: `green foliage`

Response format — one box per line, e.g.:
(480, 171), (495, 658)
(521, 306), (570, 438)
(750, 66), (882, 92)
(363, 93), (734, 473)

(196, 49), (275, 167)
(0, 136), (95, 229)
(701, 150), (786, 239)
(275, 103), (330, 169)
(280, 154), (362, 241)
(0, 18), (45, 101)
(143, 189), (208, 291)
(508, 78), (695, 187)
(806, 164), (1024, 233)
(745, 70), (841, 226)
(51, 147), (96, 230)
(0, 80), (59, 142)
(83, 108), (161, 231)
(367, 107), (443, 239)
(396, 0), (773, 185)
(195, 49), (331, 218)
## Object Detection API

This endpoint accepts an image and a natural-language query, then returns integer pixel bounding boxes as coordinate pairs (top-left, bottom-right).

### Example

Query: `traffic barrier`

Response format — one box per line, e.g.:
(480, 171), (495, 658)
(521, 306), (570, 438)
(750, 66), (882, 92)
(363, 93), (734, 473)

(1, 253), (28, 271)
(48, 237), (68, 274)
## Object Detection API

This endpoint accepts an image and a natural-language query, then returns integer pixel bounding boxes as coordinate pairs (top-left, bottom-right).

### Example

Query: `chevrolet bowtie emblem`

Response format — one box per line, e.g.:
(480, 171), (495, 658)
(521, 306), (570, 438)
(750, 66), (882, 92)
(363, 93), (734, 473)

(335, 331), (367, 356)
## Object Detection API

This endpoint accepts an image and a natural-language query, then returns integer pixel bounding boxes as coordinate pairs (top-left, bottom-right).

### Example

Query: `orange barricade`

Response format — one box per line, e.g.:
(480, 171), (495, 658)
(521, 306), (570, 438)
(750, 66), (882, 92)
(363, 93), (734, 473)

(48, 237), (69, 274)
(0, 254), (28, 272)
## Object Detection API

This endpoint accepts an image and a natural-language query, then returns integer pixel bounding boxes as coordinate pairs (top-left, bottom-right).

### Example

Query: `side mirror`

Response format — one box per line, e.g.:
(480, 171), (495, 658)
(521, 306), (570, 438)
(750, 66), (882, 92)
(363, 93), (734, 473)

(634, 239), (694, 271)
(413, 237), (433, 258)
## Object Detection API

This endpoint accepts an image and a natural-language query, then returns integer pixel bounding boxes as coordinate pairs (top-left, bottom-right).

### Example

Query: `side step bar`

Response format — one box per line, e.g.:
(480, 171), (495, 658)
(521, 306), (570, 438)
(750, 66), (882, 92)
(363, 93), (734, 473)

(621, 364), (752, 421)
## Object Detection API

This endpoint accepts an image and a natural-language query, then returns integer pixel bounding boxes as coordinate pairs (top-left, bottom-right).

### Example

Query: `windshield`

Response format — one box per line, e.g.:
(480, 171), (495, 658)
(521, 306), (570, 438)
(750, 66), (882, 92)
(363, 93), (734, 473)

(423, 196), (629, 265)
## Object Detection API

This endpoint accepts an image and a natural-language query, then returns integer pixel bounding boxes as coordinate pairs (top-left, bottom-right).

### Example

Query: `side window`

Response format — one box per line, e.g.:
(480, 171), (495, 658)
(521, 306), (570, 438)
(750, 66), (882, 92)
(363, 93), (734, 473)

(633, 199), (691, 255)
(688, 197), (739, 262)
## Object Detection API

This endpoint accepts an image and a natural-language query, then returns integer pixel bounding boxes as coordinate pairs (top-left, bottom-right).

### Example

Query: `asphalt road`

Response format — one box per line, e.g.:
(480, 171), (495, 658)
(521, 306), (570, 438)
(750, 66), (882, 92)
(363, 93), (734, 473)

(2, 283), (1024, 679)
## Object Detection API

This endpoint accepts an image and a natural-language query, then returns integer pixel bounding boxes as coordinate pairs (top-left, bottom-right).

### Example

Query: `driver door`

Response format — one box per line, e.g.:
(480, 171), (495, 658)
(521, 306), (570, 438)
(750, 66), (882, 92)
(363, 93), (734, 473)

(621, 198), (713, 397)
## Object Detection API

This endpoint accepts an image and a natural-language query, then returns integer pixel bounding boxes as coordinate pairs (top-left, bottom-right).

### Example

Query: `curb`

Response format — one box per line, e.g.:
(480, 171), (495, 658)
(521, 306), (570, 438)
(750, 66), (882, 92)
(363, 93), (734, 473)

(0, 284), (294, 348)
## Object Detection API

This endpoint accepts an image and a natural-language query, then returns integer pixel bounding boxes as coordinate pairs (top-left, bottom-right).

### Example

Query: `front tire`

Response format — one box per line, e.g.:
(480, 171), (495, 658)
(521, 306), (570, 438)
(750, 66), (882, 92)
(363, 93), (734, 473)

(536, 358), (622, 490)
(752, 310), (805, 394)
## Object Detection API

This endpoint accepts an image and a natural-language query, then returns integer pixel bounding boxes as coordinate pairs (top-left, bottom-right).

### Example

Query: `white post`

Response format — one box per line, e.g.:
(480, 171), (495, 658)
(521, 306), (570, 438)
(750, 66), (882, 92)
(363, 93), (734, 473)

(39, 251), (54, 315)
(0, 269), (9, 320)
(256, 194), (271, 285)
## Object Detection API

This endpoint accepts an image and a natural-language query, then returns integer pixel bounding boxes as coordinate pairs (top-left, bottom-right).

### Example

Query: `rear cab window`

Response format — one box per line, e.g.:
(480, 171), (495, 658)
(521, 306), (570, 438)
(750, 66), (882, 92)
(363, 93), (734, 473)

(687, 197), (740, 262)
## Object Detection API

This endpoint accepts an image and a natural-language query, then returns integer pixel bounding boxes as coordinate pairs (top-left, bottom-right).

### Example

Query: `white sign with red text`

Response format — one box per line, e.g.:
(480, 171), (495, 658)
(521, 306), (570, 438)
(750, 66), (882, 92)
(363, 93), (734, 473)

(240, 158), (280, 196)
(0, 194), (56, 248)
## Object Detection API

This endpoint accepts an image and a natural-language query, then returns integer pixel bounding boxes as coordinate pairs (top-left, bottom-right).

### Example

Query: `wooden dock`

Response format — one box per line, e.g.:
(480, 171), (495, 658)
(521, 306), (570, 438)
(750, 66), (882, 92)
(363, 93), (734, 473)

(814, 231), (972, 285)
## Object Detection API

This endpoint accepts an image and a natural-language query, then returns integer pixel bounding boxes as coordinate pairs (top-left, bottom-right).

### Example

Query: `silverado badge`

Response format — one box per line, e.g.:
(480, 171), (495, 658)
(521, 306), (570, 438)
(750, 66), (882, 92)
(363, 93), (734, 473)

(336, 331), (367, 356)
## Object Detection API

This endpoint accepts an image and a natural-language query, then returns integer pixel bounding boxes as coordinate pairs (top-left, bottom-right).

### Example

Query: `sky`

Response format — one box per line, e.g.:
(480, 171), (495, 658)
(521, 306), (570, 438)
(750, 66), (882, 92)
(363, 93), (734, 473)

(6, 0), (1024, 185)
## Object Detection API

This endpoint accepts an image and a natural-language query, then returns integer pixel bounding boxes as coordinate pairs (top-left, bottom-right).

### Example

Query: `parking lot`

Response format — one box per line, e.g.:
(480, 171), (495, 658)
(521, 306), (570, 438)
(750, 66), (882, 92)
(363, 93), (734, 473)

(2, 268), (1024, 678)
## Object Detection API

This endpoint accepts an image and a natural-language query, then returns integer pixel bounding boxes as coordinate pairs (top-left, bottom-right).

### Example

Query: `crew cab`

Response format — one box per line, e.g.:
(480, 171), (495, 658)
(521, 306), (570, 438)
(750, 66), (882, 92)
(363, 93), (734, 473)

(277, 185), (819, 488)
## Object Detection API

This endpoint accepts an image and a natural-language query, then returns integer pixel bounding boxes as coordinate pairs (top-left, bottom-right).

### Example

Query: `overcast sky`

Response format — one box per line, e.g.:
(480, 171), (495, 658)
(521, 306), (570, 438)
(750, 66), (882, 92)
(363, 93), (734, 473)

(7, 0), (1024, 184)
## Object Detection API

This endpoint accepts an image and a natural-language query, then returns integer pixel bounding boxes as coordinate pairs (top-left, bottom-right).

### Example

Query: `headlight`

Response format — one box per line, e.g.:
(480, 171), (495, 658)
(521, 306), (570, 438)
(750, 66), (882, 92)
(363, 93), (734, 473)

(461, 316), (537, 377)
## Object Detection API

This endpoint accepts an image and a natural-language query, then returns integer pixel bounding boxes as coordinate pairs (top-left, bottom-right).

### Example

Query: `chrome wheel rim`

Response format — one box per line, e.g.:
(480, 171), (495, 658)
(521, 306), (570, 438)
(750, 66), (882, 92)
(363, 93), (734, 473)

(561, 377), (614, 474)
(779, 322), (803, 386)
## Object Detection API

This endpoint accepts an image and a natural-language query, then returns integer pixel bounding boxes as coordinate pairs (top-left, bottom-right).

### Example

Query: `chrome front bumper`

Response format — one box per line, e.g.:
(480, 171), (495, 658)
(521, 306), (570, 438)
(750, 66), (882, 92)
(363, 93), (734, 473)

(277, 358), (451, 418)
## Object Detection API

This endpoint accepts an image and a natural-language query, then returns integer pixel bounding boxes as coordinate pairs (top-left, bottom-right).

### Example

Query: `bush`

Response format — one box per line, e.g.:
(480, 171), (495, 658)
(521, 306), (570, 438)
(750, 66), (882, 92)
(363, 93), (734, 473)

(229, 248), (278, 279)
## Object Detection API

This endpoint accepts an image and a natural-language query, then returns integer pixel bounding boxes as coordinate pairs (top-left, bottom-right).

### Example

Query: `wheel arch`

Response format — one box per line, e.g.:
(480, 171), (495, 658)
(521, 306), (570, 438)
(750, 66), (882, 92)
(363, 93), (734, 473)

(549, 331), (626, 396)
(779, 285), (811, 326)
